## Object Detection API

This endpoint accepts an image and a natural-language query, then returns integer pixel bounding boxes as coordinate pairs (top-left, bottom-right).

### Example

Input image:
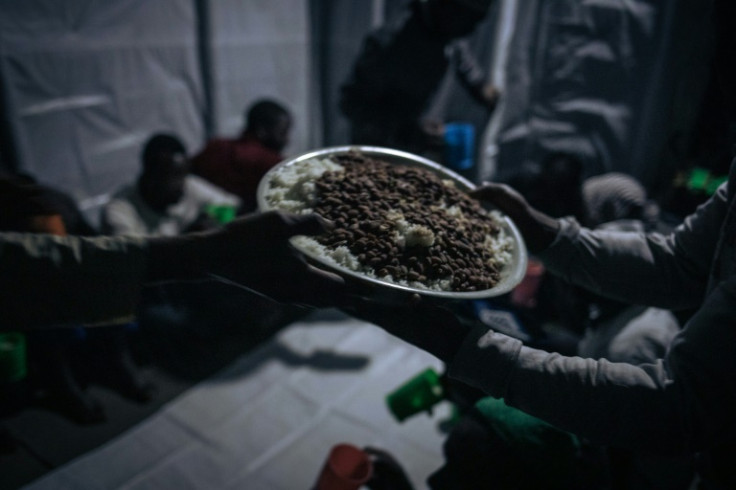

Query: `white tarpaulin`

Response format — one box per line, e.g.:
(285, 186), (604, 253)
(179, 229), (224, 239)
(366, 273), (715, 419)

(207, 0), (315, 154)
(22, 315), (449, 489)
(0, 0), (314, 226)
(0, 0), (715, 215)
(0, 1), (205, 214)
(478, 0), (714, 190)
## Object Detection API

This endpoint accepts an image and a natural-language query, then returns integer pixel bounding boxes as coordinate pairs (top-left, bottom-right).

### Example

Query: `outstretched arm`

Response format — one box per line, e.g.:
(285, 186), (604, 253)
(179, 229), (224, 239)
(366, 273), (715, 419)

(471, 182), (721, 309)
(1, 211), (345, 329)
(450, 272), (736, 454)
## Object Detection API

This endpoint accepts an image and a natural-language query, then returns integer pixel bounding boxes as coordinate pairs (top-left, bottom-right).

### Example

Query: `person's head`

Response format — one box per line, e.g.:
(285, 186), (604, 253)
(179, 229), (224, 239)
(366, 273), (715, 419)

(582, 173), (647, 227)
(528, 152), (585, 219)
(138, 133), (189, 212)
(244, 99), (292, 153)
(414, 0), (493, 39)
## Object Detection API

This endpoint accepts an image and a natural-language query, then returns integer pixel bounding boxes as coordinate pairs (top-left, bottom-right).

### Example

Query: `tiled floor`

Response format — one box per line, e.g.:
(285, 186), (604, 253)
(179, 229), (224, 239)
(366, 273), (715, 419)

(0, 286), (306, 490)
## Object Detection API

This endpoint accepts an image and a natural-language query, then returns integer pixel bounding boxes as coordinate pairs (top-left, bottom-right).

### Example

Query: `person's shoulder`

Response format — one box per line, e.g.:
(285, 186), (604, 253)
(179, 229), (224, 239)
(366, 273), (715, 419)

(191, 138), (236, 162)
(185, 175), (240, 205)
(233, 138), (280, 161)
(204, 137), (235, 148)
(105, 183), (140, 207)
(103, 184), (148, 224)
(100, 185), (146, 234)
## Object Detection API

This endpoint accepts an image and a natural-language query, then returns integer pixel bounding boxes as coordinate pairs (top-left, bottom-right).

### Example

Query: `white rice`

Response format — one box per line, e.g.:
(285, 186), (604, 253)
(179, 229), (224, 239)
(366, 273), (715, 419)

(264, 156), (514, 292)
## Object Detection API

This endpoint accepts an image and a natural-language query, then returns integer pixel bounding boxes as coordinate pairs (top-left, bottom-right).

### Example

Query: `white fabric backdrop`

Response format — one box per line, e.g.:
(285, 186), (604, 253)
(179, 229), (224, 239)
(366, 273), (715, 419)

(0, 0), (716, 220)
(0, 0), (314, 226)
(479, 0), (715, 191)
(208, 0), (314, 153)
(0, 1), (205, 220)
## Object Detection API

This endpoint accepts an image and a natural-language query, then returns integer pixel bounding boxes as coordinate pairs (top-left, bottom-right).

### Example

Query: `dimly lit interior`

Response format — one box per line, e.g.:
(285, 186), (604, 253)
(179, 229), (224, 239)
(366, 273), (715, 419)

(1, 0), (734, 489)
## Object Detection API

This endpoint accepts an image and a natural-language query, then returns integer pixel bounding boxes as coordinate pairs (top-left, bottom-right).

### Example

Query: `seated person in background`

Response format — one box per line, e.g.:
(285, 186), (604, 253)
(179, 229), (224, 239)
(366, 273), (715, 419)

(0, 172), (98, 237)
(339, 0), (499, 154)
(582, 172), (660, 231)
(102, 133), (240, 237)
(513, 151), (660, 231)
(0, 175), (152, 424)
(517, 153), (679, 358)
(191, 99), (292, 213)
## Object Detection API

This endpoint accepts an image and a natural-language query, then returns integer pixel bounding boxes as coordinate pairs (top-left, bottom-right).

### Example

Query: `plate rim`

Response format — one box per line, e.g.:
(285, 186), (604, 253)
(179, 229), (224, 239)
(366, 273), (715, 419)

(257, 145), (529, 300)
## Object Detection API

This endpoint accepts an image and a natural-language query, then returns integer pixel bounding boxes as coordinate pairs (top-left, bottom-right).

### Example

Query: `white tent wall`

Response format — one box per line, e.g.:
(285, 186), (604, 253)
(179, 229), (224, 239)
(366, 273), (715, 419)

(479, 0), (716, 193)
(207, 0), (314, 153)
(0, 0), (315, 226)
(308, 0), (377, 148)
(0, 1), (206, 221)
(0, 0), (718, 225)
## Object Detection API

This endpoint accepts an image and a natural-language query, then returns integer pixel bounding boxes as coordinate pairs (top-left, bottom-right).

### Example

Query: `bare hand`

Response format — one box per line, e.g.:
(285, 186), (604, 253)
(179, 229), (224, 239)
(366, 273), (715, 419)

(469, 182), (560, 253)
(210, 211), (346, 307)
(148, 210), (346, 308)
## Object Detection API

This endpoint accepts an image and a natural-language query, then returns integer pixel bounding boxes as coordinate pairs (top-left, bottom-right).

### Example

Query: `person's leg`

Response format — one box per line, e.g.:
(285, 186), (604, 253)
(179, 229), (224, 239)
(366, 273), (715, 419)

(28, 328), (106, 424)
(84, 323), (154, 403)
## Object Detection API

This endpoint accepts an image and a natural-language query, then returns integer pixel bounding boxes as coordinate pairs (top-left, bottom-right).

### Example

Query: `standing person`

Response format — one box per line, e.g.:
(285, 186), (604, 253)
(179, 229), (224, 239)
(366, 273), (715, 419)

(344, 1), (736, 487)
(101, 133), (240, 237)
(191, 98), (293, 213)
(339, 0), (499, 155)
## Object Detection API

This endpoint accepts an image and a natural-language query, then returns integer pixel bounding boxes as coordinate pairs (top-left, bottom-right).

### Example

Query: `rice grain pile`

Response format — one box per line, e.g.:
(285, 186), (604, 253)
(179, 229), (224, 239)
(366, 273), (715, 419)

(263, 152), (513, 292)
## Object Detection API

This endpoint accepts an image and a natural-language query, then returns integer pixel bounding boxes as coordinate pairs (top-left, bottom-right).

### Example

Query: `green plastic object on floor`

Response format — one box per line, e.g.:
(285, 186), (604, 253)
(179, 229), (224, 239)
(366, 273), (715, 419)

(204, 204), (237, 224)
(0, 332), (27, 382)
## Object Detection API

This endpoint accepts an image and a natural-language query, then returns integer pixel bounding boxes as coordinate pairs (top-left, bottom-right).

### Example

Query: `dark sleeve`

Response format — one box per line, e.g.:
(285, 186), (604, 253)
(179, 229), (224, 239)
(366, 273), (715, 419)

(339, 17), (449, 123)
(0, 232), (149, 329)
(449, 40), (487, 95)
(538, 185), (725, 310)
(450, 272), (736, 455)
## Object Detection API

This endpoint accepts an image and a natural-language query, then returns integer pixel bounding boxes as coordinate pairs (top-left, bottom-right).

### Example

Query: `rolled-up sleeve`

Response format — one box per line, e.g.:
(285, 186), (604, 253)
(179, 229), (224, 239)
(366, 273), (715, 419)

(449, 273), (736, 455)
(0, 232), (149, 329)
(538, 185), (727, 310)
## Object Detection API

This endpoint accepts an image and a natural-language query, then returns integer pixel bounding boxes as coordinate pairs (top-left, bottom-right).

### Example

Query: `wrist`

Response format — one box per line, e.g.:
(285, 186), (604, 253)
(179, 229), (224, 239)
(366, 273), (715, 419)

(526, 210), (560, 253)
(146, 232), (214, 283)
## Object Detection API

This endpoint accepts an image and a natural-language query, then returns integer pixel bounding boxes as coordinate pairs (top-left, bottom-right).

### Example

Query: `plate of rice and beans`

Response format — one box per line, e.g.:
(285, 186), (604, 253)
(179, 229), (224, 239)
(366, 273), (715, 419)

(257, 146), (527, 300)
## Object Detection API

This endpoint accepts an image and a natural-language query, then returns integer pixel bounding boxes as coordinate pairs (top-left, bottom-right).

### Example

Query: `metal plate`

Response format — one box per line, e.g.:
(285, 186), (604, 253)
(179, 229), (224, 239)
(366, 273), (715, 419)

(257, 145), (528, 301)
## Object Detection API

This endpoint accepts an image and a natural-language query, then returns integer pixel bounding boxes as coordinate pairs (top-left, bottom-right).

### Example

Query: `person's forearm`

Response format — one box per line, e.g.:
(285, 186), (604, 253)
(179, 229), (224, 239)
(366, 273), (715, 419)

(0, 232), (148, 329)
(450, 277), (736, 455)
(449, 327), (691, 454)
(145, 231), (216, 283)
(539, 185), (727, 309)
(539, 216), (710, 310)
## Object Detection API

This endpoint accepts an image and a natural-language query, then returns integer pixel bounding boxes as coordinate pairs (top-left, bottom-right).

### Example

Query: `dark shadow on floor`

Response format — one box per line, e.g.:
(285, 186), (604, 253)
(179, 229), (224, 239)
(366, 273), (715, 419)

(0, 284), (348, 490)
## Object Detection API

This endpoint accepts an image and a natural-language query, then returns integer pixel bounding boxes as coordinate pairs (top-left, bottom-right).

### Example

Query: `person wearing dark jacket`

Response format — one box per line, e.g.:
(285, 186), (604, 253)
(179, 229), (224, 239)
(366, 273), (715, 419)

(340, 0), (498, 154)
